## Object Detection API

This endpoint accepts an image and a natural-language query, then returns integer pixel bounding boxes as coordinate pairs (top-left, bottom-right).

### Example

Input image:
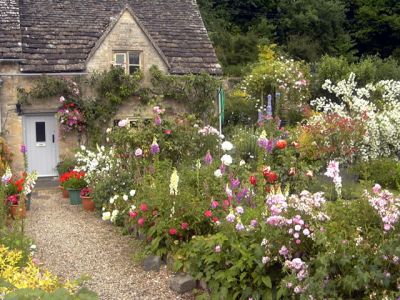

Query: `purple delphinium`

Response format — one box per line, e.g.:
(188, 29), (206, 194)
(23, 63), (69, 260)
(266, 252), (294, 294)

(150, 141), (160, 155)
(230, 178), (240, 189)
(266, 139), (275, 153)
(20, 145), (27, 154)
(236, 187), (249, 203)
(257, 137), (268, 150)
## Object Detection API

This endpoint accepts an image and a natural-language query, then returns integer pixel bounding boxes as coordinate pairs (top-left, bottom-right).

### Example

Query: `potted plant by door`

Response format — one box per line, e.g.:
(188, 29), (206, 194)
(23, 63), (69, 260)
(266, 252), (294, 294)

(7, 194), (26, 219)
(80, 187), (95, 212)
(62, 171), (87, 205)
(59, 171), (73, 198)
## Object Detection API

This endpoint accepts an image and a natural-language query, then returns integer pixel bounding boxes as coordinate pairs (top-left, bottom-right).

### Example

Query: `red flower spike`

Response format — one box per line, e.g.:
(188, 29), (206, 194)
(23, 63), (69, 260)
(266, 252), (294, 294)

(249, 175), (257, 186)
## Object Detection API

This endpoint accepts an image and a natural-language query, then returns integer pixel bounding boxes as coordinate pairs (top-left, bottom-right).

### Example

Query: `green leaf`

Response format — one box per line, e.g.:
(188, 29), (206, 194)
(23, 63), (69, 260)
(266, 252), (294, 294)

(262, 276), (272, 288)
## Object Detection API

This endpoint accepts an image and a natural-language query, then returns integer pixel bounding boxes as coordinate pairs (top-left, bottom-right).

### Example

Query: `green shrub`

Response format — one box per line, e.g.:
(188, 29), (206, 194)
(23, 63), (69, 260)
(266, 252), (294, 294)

(352, 158), (400, 190)
(56, 159), (76, 176)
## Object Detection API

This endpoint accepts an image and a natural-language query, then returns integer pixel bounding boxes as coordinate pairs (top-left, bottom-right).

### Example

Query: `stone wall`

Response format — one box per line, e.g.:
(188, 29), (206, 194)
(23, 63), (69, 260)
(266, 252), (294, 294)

(86, 10), (168, 84)
(0, 64), (81, 174)
(0, 62), (186, 175)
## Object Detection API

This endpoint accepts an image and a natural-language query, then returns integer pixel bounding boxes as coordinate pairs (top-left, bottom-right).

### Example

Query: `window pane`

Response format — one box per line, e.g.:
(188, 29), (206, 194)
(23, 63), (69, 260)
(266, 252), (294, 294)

(115, 53), (126, 64)
(36, 122), (46, 142)
(129, 65), (139, 74)
(129, 52), (140, 65)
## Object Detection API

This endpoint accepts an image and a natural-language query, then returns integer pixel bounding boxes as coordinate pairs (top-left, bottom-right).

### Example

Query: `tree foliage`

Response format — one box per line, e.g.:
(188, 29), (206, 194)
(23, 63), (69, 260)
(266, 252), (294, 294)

(198, 0), (400, 74)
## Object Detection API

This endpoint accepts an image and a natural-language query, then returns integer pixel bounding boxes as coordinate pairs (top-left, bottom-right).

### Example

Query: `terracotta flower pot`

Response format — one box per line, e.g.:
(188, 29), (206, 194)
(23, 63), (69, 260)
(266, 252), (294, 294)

(10, 205), (26, 219)
(59, 186), (69, 198)
(81, 196), (95, 212)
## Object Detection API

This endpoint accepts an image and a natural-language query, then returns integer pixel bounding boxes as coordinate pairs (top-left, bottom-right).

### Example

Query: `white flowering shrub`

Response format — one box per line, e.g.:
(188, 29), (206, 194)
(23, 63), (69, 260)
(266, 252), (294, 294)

(311, 73), (400, 160)
(74, 145), (119, 184)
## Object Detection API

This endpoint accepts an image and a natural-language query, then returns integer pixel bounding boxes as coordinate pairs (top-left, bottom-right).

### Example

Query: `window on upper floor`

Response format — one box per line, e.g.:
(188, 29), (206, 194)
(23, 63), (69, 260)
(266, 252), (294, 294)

(113, 51), (141, 74)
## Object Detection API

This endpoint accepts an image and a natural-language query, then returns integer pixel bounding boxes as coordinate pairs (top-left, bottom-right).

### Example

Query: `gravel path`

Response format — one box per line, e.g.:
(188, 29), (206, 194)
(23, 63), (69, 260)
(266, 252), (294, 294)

(25, 188), (193, 300)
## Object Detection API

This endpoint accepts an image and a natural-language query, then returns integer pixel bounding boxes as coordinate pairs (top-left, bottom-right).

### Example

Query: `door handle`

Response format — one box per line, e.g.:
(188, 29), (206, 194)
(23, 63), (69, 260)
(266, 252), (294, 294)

(52, 134), (55, 143)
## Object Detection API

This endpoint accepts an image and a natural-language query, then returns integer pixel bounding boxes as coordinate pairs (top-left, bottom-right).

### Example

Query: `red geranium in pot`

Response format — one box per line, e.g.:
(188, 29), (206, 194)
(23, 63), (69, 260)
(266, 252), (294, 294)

(80, 187), (95, 212)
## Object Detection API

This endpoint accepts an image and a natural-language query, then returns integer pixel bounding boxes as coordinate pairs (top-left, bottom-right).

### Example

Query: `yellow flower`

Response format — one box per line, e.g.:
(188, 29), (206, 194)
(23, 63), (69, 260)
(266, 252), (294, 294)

(0, 244), (76, 295)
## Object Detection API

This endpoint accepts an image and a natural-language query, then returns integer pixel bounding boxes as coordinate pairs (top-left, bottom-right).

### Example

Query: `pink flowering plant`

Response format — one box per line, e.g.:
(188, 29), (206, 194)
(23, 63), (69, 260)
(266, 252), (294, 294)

(56, 96), (86, 135)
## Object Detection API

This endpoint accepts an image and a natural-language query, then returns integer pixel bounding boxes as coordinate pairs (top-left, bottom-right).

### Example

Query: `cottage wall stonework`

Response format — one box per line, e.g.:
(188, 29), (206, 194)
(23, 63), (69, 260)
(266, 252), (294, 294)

(0, 11), (186, 175)
(0, 65), (80, 173)
(86, 10), (168, 83)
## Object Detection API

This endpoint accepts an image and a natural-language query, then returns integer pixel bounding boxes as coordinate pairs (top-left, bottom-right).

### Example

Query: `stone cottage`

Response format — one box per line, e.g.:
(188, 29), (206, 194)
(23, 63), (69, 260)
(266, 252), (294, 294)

(0, 0), (221, 176)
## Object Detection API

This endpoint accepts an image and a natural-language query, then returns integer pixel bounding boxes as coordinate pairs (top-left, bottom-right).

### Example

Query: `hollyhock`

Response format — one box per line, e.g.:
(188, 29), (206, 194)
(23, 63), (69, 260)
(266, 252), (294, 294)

(266, 172), (278, 183)
(129, 211), (138, 218)
(140, 203), (148, 212)
(372, 184), (381, 194)
(138, 218), (145, 226)
(276, 139), (287, 149)
(134, 148), (143, 157)
(221, 141), (233, 151)
(214, 169), (223, 178)
(262, 256), (270, 264)
(223, 199), (230, 208)
(169, 228), (177, 235)
(221, 154), (233, 166)
(279, 246), (289, 257)
(211, 200), (219, 209)
(204, 210), (213, 218)
(181, 222), (189, 230)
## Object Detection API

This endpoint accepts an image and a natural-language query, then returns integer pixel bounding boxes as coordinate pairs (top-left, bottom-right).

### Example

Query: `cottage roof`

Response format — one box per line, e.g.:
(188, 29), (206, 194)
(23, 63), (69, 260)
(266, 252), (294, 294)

(0, 0), (222, 74)
(0, 0), (22, 59)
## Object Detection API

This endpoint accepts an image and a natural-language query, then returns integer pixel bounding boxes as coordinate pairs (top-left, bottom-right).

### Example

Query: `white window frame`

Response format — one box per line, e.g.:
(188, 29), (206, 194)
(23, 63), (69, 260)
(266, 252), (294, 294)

(113, 51), (141, 74)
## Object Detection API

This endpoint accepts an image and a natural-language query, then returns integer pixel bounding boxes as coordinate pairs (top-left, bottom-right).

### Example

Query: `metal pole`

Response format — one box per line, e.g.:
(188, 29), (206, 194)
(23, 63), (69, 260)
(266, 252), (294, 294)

(218, 88), (222, 135)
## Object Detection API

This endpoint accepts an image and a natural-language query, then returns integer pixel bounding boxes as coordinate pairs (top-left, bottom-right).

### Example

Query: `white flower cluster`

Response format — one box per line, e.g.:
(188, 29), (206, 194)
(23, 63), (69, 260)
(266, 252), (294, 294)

(311, 73), (400, 160)
(198, 125), (222, 138)
(23, 171), (38, 195)
(75, 145), (118, 184)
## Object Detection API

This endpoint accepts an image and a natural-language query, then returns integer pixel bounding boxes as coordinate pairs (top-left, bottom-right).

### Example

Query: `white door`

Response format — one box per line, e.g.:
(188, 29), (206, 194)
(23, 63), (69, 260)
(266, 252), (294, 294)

(24, 115), (58, 177)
